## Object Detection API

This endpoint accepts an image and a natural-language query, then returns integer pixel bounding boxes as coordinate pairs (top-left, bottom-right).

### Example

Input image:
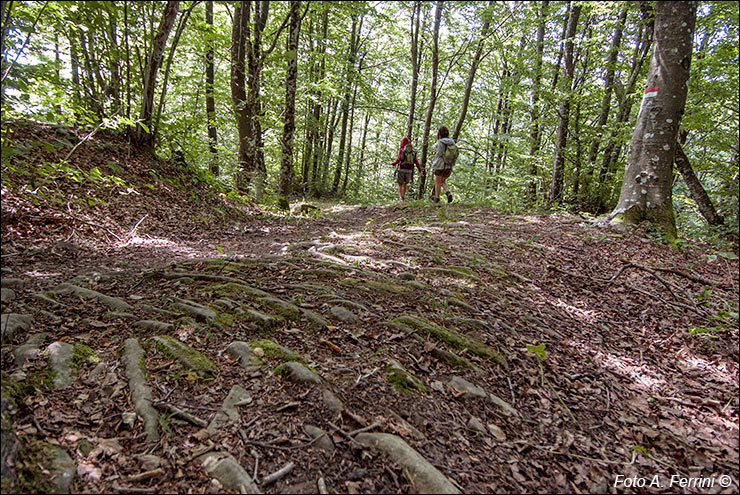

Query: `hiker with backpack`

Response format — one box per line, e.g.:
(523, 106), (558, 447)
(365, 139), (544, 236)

(430, 126), (458, 203)
(390, 137), (422, 201)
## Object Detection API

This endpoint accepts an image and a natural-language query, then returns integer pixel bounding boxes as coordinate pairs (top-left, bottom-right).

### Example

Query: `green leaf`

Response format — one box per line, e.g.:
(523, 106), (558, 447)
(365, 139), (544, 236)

(718, 252), (738, 260)
(526, 343), (547, 360)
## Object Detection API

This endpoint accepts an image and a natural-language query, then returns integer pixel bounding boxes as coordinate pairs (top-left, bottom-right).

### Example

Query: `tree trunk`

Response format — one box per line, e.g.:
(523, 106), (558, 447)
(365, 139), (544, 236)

(278, 0), (301, 207)
(526, 0), (548, 202)
(453, 0), (493, 141)
(155, 2), (195, 139)
(137, 0), (179, 147)
(124, 1), (131, 118)
(341, 82), (359, 195)
(596, 7), (652, 212)
(332, 15), (359, 194)
(548, 2), (581, 204)
(405, 1), (422, 140)
(230, 1), (250, 191)
(205, 0), (218, 176)
(675, 133), (724, 226)
(107, 12), (121, 115)
(353, 111), (371, 195)
(416, 2), (442, 199)
(582, 6), (626, 201)
(609, 1), (697, 243)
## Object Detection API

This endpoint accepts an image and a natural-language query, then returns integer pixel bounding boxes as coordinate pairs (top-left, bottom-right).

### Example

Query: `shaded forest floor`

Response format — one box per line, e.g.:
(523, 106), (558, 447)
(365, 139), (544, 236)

(1, 122), (738, 494)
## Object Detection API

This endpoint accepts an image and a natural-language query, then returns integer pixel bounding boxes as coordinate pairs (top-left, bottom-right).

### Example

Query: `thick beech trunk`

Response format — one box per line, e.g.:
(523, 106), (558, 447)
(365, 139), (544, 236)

(609, 1), (697, 242)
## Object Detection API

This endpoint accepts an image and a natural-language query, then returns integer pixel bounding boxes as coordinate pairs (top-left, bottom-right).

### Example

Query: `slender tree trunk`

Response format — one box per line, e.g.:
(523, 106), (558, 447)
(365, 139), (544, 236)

(1, 1), (11, 64)
(137, 0), (179, 147)
(332, 15), (360, 194)
(124, 1), (131, 118)
(205, 0), (218, 176)
(68, 28), (82, 121)
(582, 6), (626, 201)
(527, 0), (548, 202)
(548, 2), (581, 204)
(596, 8), (652, 212)
(416, 2), (442, 198)
(155, 2), (194, 139)
(675, 132), (724, 226)
(453, 0), (493, 141)
(230, 1), (250, 191)
(573, 101), (582, 198)
(321, 97), (340, 190)
(279, 0), (301, 207)
(353, 111), (370, 195)
(609, 1), (697, 242)
(107, 12), (121, 115)
(341, 82), (358, 195)
(405, 1), (422, 140)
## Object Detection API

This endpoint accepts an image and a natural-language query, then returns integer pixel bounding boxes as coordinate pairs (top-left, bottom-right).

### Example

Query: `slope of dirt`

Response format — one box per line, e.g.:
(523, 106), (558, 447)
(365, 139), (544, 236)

(1, 122), (738, 494)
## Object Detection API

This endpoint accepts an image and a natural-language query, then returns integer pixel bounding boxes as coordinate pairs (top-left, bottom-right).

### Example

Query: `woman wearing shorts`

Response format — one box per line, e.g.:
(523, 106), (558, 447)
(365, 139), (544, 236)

(430, 126), (456, 203)
(391, 137), (422, 201)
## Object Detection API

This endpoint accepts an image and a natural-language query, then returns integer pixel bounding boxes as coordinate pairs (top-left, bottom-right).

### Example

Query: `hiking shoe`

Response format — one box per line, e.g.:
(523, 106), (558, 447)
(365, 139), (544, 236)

(446, 192), (453, 203)
(432, 196), (440, 203)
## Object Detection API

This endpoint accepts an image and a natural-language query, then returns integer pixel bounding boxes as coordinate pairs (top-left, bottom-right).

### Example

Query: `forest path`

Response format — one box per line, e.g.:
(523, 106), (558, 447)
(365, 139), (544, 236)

(2, 201), (738, 494)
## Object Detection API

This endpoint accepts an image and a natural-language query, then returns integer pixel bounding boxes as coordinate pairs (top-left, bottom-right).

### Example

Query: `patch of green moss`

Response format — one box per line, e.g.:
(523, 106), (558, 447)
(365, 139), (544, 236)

(215, 312), (234, 327)
(446, 297), (477, 312)
(391, 315), (506, 366)
(71, 344), (99, 374)
(208, 282), (270, 300)
(78, 439), (93, 457)
(248, 339), (307, 364)
(151, 335), (216, 378)
(14, 439), (57, 493)
(385, 364), (427, 394)
(2, 370), (56, 400)
(256, 297), (301, 320)
(203, 260), (244, 274)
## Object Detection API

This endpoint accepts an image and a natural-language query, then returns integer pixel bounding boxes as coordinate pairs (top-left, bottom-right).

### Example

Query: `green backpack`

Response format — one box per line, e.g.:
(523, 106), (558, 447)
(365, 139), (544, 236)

(443, 142), (459, 169)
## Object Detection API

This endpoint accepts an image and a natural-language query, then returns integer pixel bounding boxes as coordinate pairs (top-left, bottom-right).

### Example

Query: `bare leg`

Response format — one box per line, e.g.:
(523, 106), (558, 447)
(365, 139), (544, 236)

(399, 183), (407, 199)
(434, 175), (443, 200)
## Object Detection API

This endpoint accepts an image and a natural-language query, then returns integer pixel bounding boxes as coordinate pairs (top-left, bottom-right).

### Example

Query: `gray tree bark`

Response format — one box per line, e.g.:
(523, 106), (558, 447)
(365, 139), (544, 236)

(548, 2), (581, 204)
(416, 2), (442, 199)
(453, 0), (493, 142)
(609, 1), (698, 242)
(526, 0), (548, 203)
(137, 1), (179, 146)
(279, 1), (302, 207)
(205, 0), (218, 176)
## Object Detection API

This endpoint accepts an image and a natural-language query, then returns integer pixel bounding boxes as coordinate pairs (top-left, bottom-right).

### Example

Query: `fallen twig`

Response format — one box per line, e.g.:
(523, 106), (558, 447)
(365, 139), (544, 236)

(66, 202), (123, 242)
(652, 266), (731, 289)
(123, 468), (165, 483)
(153, 401), (207, 428)
(347, 423), (379, 437)
(262, 462), (294, 485)
(124, 214), (148, 242)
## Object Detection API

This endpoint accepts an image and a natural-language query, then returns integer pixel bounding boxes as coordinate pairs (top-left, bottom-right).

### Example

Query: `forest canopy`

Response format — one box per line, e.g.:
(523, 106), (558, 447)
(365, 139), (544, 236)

(1, 0), (738, 243)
